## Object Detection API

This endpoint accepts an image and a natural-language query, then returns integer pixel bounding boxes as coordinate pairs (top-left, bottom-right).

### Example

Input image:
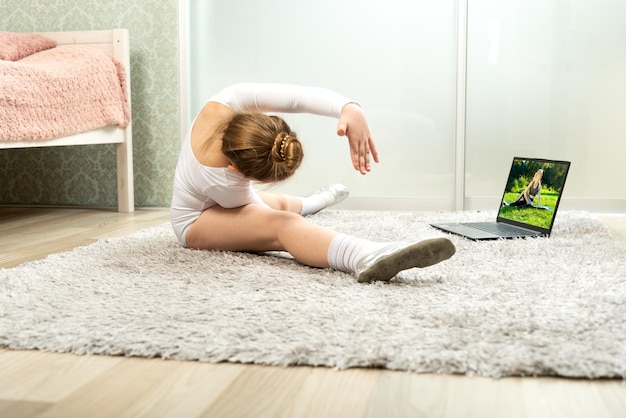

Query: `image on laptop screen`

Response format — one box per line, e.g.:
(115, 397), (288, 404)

(498, 158), (571, 231)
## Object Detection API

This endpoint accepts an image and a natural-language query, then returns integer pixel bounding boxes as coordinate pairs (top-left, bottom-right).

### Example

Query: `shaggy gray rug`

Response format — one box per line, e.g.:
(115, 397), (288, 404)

(1, 210), (625, 378)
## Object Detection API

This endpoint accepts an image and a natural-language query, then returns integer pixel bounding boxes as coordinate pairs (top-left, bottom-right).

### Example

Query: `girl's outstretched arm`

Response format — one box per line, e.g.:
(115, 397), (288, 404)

(210, 83), (379, 174)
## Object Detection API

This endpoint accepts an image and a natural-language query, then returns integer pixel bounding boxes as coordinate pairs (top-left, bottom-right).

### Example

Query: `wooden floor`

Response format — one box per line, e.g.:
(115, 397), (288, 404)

(1, 208), (625, 418)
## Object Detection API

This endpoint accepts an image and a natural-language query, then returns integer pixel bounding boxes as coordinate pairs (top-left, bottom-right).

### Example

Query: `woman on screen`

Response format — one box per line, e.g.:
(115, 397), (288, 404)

(506, 169), (543, 207)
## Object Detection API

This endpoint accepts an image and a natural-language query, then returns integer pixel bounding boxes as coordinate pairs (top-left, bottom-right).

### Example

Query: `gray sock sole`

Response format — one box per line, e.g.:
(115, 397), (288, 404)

(357, 238), (456, 283)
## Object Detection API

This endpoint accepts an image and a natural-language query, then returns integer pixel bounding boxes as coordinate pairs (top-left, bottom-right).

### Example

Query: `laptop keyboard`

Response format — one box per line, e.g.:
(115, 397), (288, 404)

(464, 222), (538, 236)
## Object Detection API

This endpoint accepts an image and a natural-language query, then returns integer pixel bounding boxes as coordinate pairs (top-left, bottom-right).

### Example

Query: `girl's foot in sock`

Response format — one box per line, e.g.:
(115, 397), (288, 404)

(355, 238), (456, 283)
(312, 183), (349, 208)
(300, 184), (349, 215)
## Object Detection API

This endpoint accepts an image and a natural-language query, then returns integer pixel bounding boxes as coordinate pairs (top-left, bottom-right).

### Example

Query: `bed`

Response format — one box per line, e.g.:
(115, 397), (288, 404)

(0, 29), (134, 212)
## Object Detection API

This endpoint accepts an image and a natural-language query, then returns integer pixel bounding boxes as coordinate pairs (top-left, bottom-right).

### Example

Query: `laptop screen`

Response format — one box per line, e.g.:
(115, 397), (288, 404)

(497, 157), (571, 233)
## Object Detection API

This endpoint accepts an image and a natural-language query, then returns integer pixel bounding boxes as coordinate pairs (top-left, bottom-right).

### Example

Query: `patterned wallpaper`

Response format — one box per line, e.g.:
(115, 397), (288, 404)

(0, 0), (179, 208)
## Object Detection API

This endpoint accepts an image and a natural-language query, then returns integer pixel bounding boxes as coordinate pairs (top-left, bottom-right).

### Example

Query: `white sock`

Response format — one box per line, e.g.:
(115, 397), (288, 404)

(327, 233), (386, 273)
(299, 195), (326, 216)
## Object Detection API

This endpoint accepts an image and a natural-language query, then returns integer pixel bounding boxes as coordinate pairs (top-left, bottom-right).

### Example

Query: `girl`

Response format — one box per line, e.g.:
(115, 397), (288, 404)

(171, 83), (455, 283)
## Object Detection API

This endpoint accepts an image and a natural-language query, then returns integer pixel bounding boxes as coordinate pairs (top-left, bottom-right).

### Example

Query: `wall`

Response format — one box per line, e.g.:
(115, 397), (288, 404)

(185, 0), (626, 212)
(3, 1), (624, 211)
(0, 0), (179, 208)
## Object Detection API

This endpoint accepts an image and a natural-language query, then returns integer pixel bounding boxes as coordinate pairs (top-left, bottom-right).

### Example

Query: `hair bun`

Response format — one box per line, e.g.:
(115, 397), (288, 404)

(272, 133), (298, 163)
(271, 133), (303, 174)
(222, 112), (303, 182)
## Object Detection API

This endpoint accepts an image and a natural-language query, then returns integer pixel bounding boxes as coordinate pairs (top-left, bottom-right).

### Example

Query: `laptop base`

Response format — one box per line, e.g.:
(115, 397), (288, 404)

(430, 222), (545, 241)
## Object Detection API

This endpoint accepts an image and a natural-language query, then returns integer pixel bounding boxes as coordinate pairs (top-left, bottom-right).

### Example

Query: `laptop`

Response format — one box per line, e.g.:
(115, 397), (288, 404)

(431, 157), (571, 240)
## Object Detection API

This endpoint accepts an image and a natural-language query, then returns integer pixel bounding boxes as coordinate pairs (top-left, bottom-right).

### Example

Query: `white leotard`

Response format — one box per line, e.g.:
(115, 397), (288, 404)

(170, 83), (354, 246)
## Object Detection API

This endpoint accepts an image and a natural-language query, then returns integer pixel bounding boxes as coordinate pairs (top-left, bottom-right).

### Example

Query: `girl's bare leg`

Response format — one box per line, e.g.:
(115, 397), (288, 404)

(185, 204), (334, 268)
(257, 191), (302, 213)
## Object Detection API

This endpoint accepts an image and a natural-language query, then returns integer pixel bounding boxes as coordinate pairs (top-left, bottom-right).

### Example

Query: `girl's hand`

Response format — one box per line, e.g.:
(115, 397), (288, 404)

(336, 103), (379, 175)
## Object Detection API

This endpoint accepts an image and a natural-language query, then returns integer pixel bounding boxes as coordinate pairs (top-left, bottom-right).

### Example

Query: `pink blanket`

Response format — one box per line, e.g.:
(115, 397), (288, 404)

(0, 45), (130, 141)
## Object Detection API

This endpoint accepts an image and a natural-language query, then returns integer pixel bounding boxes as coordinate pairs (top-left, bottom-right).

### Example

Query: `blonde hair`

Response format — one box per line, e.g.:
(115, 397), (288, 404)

(220, 112), (303, 182)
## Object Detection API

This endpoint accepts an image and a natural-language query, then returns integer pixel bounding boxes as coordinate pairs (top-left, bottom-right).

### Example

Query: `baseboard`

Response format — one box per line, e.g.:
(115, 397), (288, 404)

(464, 197), (626, 213)
(2, 199), (624, 213)
(333, 197), (453, 211)
(335, 196), (626, 213)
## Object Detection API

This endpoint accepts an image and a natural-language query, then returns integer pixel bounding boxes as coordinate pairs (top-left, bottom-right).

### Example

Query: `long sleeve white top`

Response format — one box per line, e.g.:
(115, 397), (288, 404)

(208, 82), (355, 117)
(171, 83), (356, 246)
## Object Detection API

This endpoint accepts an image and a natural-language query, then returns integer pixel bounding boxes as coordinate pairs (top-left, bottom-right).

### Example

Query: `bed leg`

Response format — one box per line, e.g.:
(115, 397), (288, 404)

(114, 28), (134, 213)
(116, 139), (134, 212)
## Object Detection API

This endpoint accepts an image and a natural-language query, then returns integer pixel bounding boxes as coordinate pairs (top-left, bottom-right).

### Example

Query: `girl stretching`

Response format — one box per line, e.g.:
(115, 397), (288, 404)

(170, 83), (455, 283)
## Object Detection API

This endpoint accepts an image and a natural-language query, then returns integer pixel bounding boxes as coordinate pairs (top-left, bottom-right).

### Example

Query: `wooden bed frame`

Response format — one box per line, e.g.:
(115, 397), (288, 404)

(0, 29), (134, 212)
